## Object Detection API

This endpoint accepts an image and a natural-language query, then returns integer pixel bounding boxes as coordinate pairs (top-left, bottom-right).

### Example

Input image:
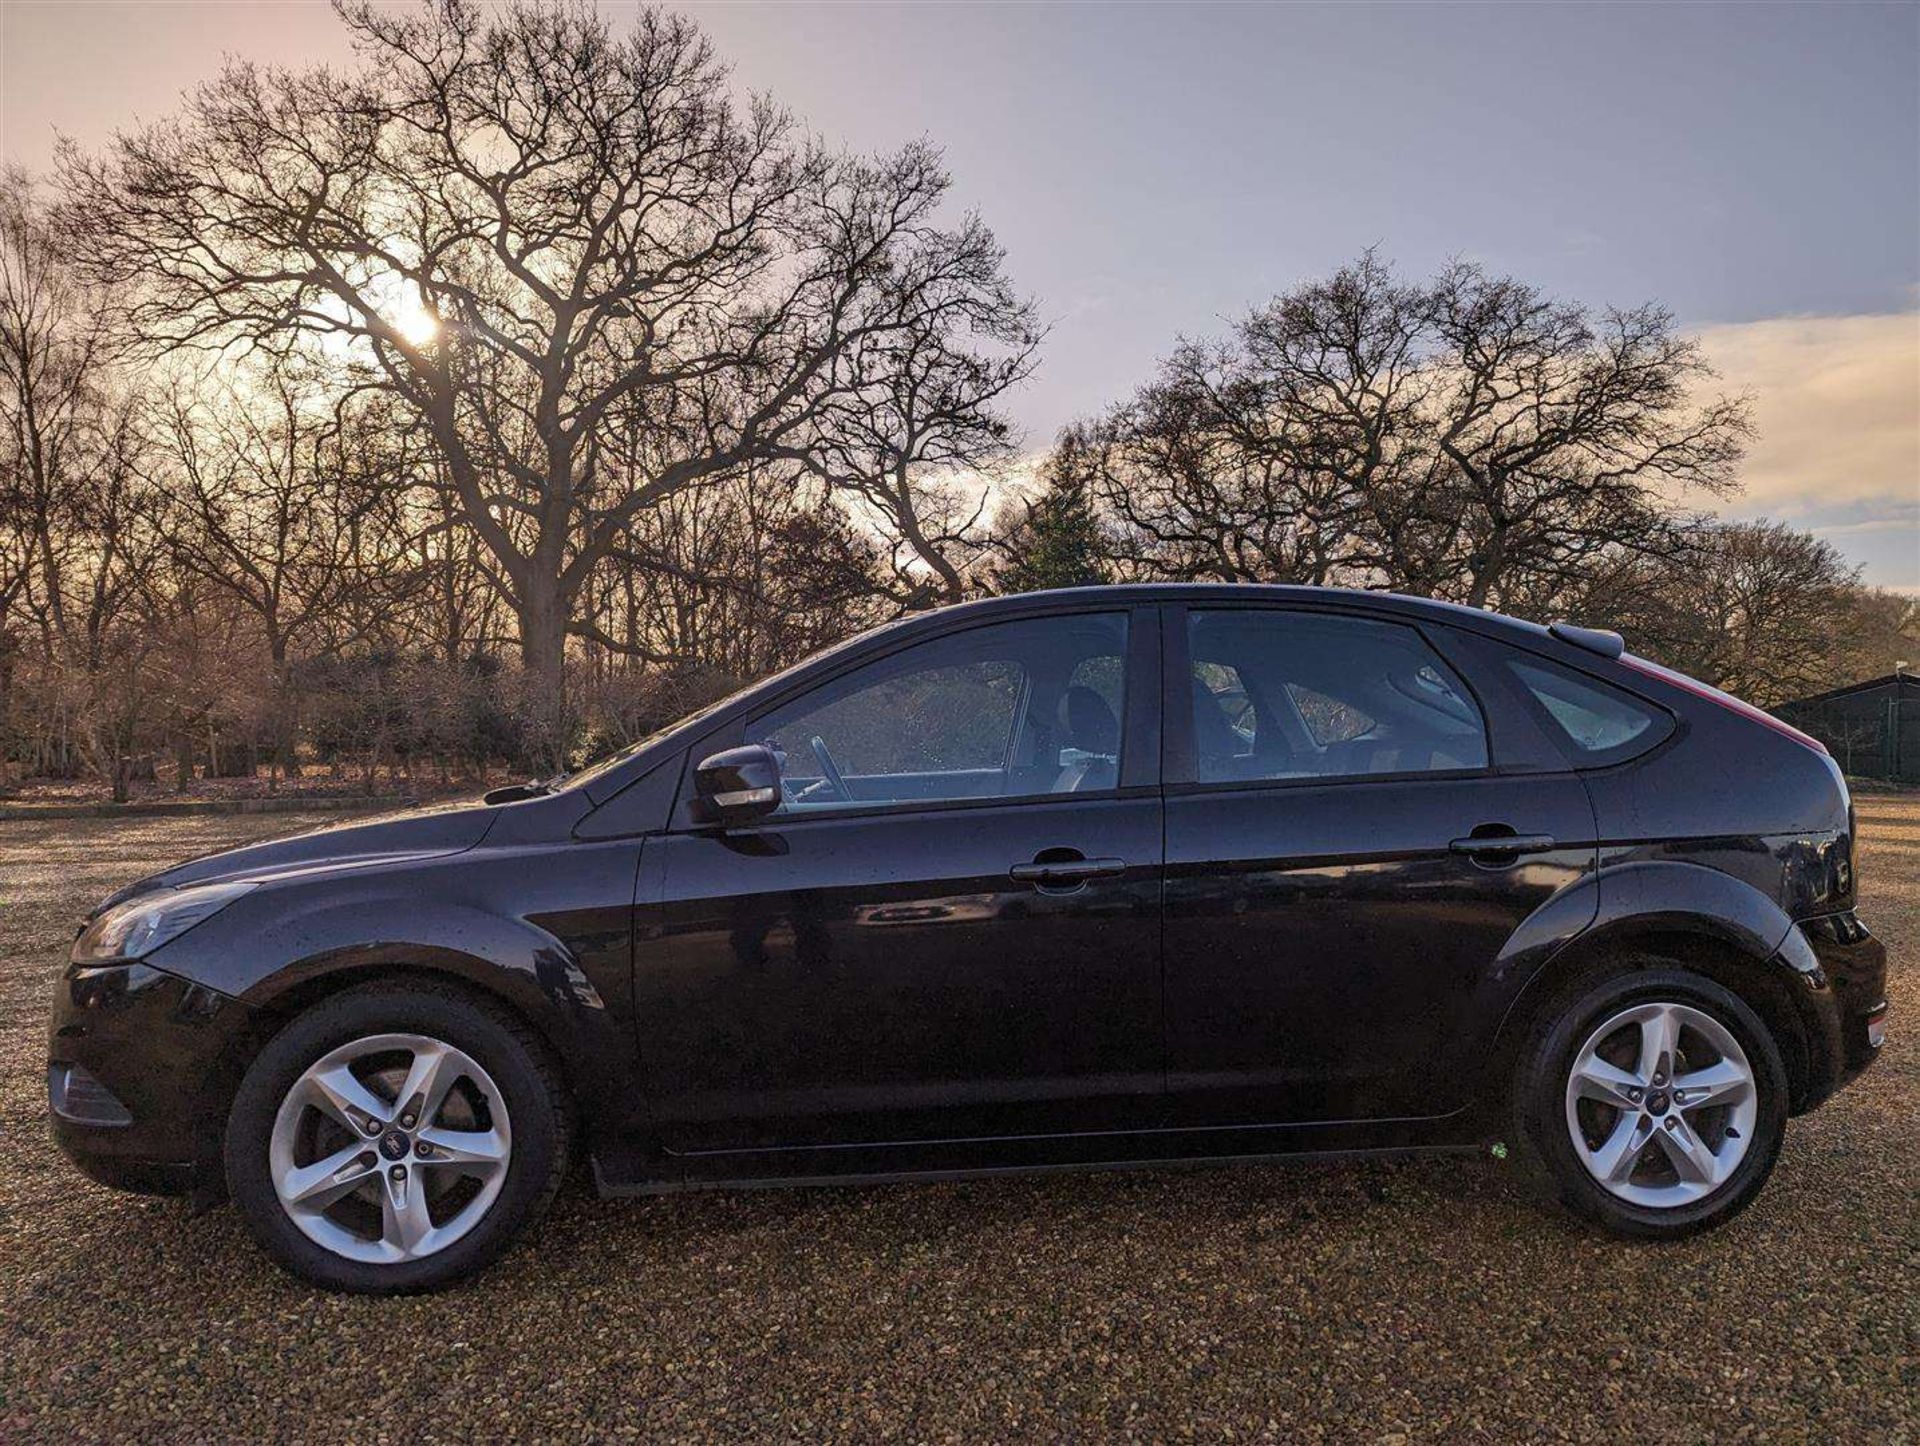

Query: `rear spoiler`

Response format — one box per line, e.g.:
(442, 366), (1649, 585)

(1549, 622), (1625, 659)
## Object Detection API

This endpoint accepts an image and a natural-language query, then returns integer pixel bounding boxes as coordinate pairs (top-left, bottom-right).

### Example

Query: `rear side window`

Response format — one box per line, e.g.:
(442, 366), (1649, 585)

(1509, 658), (1667, 761)
(1185, 610), (1489, 784)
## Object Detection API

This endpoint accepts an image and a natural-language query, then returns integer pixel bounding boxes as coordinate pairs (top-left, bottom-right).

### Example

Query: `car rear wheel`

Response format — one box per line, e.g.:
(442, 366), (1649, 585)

(226, 983), (570, 1293)
(1513, 965), (1788, 1238)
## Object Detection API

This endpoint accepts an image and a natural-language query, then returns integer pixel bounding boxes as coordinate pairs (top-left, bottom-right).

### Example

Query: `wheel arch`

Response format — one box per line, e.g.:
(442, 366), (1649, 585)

(245, 954), (573, 1071)
(1481, 862), (1835, 1117)
(182, 920), (635, 1203)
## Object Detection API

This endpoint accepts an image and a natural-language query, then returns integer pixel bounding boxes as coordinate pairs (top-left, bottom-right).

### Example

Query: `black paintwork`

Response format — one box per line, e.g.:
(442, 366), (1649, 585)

(1161, 772), (1600, 1125)
(47, 585), (1889, 1200)
(640, 794), (1165, 1152)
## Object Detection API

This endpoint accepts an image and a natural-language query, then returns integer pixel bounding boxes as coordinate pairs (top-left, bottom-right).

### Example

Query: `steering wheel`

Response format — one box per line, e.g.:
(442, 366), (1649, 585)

(809, 735), (852, 803)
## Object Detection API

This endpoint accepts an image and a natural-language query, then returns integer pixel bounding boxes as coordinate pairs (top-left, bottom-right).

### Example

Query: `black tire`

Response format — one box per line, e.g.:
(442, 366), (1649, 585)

(225, 981), (571, 1293)
(1511, 964), (1788, 1239)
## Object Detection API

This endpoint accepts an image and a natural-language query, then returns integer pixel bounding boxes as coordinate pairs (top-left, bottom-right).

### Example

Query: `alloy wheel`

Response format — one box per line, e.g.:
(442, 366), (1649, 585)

(268, 1033), (512, 1264)
(1562, 1000), (1759, 1210)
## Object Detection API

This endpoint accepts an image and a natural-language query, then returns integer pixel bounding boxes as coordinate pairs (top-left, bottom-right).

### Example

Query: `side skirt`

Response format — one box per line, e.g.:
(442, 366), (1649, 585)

(591, 1114), (1488, 1197)
(595, 1143), (1484, 1197)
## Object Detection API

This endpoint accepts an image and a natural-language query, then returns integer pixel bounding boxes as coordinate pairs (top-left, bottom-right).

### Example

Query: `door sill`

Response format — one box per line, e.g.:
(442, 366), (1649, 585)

(661, 1104), (1470, 1159)
(597, 1138), (1482, 1197)
(602, 1110), (1482, 1194)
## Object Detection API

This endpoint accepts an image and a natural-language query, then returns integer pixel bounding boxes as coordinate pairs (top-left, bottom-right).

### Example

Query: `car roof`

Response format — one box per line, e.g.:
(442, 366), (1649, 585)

(887, 583), (1557, 646)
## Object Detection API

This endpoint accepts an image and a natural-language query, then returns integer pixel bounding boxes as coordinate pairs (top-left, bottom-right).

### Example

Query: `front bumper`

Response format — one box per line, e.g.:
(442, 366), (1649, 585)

(47, 961), (260, 1197)
(1782, 908), (1888, 1112)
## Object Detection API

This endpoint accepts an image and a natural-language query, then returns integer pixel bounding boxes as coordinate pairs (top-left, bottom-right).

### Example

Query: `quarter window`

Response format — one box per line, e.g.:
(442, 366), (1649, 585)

(1509, 658), (1661, 758)
(750, 613), (1130, 813)
(1286, 684), (1375, 747)
(1186, 611), (1488, 784)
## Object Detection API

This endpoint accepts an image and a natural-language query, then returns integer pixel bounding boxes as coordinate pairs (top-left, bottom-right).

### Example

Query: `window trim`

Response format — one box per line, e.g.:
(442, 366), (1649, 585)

(669, 605), (1158, 830)
(1160, 601), (1500, 794)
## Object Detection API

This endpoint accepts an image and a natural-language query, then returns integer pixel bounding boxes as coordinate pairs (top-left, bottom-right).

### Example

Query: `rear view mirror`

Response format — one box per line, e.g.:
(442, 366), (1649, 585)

(692, 743), (783, 826)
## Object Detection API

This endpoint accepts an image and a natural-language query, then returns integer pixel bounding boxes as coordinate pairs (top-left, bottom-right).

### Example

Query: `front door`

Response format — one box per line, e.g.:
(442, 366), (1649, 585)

(637, 608), (1165, 1153)
(1161, 605), (1599, 1126)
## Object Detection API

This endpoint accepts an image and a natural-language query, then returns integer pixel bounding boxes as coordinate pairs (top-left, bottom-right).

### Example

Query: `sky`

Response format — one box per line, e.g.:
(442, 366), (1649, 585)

(3, 0), (1916, 588)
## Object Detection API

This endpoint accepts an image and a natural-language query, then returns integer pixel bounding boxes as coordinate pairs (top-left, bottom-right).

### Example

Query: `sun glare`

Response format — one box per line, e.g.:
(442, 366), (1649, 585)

(393, 296), (440, 347)
(362, 269), (440, 347)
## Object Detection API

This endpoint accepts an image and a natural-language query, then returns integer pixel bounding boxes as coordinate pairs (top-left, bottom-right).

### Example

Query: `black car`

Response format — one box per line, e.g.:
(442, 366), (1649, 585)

(49, 586), (1889, 1292)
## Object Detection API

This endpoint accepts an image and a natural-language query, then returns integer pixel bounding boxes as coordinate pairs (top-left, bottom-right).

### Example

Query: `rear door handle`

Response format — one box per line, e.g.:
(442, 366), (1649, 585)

(1009, 857), (1127, 885)
(1448, 833), (1557, 858)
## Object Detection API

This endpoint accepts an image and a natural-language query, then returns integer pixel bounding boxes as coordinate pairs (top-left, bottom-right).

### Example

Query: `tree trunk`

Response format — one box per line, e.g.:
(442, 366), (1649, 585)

(269, 643), (300, 788)
(516, 577), (573, 773)
(517, 580), (568, 696)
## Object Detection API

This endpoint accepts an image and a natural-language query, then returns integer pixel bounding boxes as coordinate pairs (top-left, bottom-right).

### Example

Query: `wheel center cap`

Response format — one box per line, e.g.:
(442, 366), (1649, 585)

(379, 1130), (410, 1161)
(1646, 1090), (1670, 1116)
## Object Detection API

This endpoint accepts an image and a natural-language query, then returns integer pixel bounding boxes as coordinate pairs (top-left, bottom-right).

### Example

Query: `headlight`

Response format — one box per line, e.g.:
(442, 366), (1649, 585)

(71, 880), (258, 963)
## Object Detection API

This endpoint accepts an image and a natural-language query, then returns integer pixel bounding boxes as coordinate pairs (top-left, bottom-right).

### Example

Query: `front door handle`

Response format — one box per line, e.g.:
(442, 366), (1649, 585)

(1449, 833), (1557, 858)
(1009, 856), (1128, 885)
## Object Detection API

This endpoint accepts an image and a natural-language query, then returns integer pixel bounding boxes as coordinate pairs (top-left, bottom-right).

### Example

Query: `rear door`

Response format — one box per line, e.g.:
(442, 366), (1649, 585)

(636, 605), (1166, 1153)
(1160, 604), (1598, 1126)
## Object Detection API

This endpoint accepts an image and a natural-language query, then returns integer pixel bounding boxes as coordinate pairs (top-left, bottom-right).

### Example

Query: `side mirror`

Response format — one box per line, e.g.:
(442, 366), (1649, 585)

(692, 743), (783, 826)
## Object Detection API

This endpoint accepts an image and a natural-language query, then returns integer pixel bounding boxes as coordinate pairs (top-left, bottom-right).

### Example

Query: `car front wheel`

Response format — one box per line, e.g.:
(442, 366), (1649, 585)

(1513, 965), (1789, 1238)
(225, 983), (570, 1293)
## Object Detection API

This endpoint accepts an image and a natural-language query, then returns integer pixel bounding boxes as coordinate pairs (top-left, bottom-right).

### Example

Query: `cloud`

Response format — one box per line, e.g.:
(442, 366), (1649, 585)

(1690, 312), (1919, 589)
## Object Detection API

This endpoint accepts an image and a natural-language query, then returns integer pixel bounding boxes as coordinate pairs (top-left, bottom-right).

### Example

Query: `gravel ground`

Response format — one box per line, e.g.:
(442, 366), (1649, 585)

(1, 803), (1914, 1441)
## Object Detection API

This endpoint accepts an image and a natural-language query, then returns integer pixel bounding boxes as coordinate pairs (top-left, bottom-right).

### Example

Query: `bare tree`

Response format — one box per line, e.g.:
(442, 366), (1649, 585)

(0, 169), (111, 664)
(1836, 588), (1920, 684)
(404, 468), (514, 667)
(581, 467), (881, 681)
(1094, 253), (1423, 586)
(798, 264), (1040, 605)
(0, 173), (179, 795)
(156, 360), (417, 783)
(1085, 253), (1750, 609)
(43, 397), (169, 799)
(1576, 520), (1885, 707)
(63, 1), (1034, 745)
(1417, 262), (1749, 609)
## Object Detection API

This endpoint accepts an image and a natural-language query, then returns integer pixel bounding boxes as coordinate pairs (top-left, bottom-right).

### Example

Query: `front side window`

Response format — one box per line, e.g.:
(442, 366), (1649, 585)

(750, 613), (1130, 813)
(1186, 611), (1488, 784)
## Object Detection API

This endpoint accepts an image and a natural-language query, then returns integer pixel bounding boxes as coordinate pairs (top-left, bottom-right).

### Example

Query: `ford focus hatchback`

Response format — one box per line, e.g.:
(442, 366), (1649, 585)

(49, 587), (1889, 1292)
